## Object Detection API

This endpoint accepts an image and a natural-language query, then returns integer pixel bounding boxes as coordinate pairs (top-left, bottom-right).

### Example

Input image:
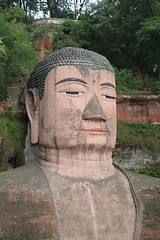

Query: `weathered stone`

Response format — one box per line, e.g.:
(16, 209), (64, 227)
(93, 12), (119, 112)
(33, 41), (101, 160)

(126, 171), (160, 240)
(117, 95), (160, 123)
(0, 47), (142, 239)
(34, 32), (54, 59)
(0, 162), (59, 240)
(7, 86), (26, 113)
(113, 145), (160, 169)
(33, 18), (66, 27)
(24, 123), (39, 164)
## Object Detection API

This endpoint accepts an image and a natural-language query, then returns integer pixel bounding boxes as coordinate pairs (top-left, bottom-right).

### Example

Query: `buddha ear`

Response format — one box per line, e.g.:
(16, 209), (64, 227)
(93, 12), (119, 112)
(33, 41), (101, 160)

(25, 88), (40, 144)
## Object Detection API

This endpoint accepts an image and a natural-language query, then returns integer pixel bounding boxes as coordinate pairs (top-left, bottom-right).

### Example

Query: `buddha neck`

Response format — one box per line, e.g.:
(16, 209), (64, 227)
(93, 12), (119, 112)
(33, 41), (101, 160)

(37, 145), (115, 179)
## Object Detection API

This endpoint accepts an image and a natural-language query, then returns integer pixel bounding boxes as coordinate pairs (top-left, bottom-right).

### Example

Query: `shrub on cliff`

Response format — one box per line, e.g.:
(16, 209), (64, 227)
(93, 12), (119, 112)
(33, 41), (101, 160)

(0, 111), (26, 172)
(0, 13), (38, 100)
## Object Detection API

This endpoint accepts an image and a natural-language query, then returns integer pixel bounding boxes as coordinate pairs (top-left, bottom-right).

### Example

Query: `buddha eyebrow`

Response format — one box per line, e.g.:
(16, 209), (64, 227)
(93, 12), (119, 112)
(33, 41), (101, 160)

(100, 82), (116, 89)
(55, 78), (87, 85)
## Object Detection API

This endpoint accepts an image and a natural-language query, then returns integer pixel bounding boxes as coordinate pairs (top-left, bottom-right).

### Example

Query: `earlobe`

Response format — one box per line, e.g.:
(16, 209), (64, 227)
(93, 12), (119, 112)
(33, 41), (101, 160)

(25, 88), (40, 144)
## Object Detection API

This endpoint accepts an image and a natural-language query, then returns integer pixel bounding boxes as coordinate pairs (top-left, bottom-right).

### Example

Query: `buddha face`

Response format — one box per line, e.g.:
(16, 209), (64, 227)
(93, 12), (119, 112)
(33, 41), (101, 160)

(28, 66), (116, 151)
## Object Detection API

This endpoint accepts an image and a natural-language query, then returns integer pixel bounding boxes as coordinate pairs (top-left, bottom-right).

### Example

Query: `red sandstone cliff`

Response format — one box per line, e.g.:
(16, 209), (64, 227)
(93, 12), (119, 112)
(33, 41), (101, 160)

(117, 95), (160, 123)
(33, 32), (54, 59)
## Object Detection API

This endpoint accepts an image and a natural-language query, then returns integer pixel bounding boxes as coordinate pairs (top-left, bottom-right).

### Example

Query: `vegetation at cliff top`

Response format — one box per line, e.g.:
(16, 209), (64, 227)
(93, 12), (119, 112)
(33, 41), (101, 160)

(0, 1), (160, 99)
(0, 0), (89, 20)
(0, 2), (159, 177)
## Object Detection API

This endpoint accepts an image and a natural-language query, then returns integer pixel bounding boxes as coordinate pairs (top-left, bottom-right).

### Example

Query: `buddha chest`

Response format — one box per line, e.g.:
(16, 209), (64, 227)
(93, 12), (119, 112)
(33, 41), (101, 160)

(43, 168), (136, 240)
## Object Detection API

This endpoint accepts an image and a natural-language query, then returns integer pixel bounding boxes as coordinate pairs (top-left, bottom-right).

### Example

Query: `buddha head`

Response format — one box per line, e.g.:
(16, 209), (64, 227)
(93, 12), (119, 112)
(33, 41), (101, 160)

(26, 47), (116, 177)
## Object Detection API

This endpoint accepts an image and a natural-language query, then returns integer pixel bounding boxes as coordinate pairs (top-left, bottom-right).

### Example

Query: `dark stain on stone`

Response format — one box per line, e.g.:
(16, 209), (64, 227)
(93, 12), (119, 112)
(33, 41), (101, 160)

(54, 135), (59, 164)
(41, 117), (44, 129)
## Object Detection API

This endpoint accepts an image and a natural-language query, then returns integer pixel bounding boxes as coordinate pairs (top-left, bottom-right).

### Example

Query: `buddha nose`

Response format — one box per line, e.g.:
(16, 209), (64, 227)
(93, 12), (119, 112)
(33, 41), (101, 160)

(82, 94), (106, 121)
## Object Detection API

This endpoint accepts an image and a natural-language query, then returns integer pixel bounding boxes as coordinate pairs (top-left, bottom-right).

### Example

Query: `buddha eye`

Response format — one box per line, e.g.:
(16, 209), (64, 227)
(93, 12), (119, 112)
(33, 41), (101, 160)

(63, 91), (84, 95)
(101, 94), (116, 100)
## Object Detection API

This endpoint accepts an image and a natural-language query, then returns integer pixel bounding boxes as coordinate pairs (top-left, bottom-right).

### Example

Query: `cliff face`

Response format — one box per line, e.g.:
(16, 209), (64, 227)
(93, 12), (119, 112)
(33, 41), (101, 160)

(33, 32), (54, 59)
(113, 145), (160, 170)
(117, 95), (160, 123)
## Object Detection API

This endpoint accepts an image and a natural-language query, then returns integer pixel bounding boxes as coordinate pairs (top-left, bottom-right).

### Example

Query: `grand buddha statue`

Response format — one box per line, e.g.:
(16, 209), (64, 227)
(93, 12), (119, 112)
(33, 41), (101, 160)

(0, 47), (142, 240)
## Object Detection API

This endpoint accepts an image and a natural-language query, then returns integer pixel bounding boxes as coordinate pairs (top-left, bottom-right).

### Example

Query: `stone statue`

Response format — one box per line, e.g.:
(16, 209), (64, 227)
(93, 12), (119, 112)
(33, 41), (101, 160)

(0, 47), (142, 239)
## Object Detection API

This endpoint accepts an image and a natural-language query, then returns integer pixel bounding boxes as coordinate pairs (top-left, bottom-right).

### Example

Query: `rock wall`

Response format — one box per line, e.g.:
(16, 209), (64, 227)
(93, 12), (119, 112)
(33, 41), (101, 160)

(33, 18), (65, 27)
(34, 32), (54, 59)
(113, 145), (160, 170)
(117, 95), (160, 123)
(24, 123), (39, 164)
(7, 86), (25, 113)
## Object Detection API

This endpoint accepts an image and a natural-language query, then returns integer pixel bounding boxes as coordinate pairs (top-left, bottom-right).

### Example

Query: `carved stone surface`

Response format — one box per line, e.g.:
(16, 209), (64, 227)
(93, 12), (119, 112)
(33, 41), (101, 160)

(0, 162), (59, 240)
(27, 47), (114, 100)
(0, 48), (142, 239)
(117, 94), (160, 123)
(113, 145), (160, 169)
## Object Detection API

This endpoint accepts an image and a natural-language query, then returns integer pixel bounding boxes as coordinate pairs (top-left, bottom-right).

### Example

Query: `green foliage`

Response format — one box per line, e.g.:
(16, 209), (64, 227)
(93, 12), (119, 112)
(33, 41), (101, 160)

(117, 122), (160, 178)
(136, 16), (160, 43)
(81, 0), (160, 80)
(115, 67), (160, 95)
(0, 0), (158, 96)
(0, 13), (38, 100)
(53, 18), (97, 51)
(32, 24), (55, 39)
(143, 75), (160, 94)
(51, 1), (160, 91)
(0, 111), (27, 171)
(53, 31), (80, 50)
(0, 111), (26, 161)
(61, 19), (77, 34)
(52, 21), (81, 50)
(117, 122), (160, 154)
(136, 16), (160, 78)
(5, 6), (26, 23)
(134, 167), (160, 178)
(33, 15), (160, 95)
(115, 68), (135, 94)
(71, 19), (95, 49)
(0, 0), (90, 20)
(32, 21), (80, 50)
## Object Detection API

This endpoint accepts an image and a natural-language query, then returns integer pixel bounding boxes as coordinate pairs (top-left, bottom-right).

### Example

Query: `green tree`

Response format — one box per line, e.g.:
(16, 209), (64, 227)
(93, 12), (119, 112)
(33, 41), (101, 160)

(52, 20), (80, 50)
(51, 18), (94, 50)
(39, 0), (72, 18)
(39, 0), (89, 19)
(0, 0), (90, 20)
(82, 0), (160, 79)
(0, 0), (39, 20)
(0, 13), (38, 100)
(5, 6), (26, 23)
(54, 0), (160, 92)
(136, 16), (160, 79)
